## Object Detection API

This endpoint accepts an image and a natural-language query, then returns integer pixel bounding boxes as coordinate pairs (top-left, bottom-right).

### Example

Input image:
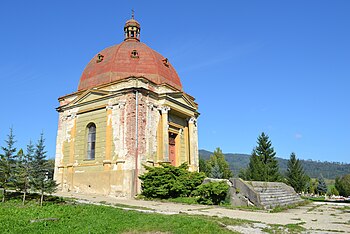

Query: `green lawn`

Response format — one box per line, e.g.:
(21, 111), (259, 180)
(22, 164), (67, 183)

(0, 198), (235, 234)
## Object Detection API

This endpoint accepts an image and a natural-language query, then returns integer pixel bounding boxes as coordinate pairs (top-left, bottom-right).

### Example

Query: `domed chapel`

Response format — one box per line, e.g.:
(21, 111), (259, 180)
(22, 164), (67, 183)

(54, 15), (199, 197)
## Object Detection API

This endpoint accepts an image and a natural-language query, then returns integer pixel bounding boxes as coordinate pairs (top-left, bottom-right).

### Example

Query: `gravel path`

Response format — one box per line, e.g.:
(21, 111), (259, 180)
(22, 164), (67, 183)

(55, 192), (350, 233)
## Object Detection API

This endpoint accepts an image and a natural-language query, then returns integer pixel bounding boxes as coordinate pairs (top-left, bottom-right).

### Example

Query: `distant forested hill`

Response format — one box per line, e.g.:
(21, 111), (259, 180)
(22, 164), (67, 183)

(199, 149), (350, 180)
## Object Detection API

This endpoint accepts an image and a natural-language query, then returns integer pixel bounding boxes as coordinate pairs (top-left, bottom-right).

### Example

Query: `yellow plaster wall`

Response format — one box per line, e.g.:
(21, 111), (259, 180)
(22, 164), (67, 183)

(105, 108), (113, 164)
(74, 108), (111, 162)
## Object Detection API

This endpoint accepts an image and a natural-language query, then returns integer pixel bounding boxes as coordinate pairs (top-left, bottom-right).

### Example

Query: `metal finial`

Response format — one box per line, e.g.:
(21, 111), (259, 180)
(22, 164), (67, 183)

(131, 9), (135, 19)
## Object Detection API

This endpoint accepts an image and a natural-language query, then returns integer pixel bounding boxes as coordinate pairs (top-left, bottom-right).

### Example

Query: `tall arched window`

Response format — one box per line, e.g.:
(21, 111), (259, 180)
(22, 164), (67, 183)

(87, 123), (96, 160)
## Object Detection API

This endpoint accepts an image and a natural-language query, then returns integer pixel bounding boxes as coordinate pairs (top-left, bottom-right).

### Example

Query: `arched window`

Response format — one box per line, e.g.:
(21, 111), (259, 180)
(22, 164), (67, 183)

(87, 123), (96, 160)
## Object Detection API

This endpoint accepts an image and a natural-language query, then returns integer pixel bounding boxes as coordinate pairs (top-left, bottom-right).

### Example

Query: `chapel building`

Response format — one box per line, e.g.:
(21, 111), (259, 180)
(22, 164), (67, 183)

(54, 16), (199, 197)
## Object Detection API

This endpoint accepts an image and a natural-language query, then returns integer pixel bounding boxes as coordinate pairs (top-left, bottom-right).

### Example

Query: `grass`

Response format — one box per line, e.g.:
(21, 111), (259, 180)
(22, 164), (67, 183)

(304, 196), (325, 202)
(270, 200), (310, 213)
(263, 223), (306, 234)
(136, 195), (201, 206)
(307, 204), (323, 212)
(166, 196), (199, 205)
(0, 195), (237, 234)
(97, 200), (154, 211)
(335, 206), (350, 213)
(222, 204), (265, 212)
(2, 193), (334, 234)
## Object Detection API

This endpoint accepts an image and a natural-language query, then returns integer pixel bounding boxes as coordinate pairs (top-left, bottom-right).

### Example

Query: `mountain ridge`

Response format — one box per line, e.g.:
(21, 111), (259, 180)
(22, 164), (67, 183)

(199, 149), (350, 180)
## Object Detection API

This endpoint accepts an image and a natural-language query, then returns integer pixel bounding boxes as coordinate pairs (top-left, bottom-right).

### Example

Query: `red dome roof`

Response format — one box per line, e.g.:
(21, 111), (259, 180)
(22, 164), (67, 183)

(78, 40), (182, 91)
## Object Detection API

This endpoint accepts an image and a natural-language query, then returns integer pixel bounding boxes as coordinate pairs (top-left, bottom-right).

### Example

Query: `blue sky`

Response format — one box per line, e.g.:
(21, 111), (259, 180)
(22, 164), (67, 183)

(0, 1), (349, 163)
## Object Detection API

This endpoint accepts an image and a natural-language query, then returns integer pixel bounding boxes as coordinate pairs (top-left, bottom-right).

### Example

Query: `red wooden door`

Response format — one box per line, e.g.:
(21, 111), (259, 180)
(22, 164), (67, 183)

(169, 133), (176, 166)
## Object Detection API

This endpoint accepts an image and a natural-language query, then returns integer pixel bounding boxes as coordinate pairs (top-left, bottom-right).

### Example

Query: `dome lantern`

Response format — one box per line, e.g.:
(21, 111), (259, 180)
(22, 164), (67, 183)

(124, 10), (140, 41)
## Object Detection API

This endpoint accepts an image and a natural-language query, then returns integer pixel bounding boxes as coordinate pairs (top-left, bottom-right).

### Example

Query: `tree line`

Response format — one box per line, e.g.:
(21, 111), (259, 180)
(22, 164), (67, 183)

(0, 128), (58, 205)
(200, 132), (350, 196)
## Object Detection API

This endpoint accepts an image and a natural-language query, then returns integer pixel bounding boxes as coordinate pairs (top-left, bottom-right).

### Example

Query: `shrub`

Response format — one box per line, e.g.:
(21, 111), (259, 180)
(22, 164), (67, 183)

(330, 187), (339, 196)
(139, 163), (205, 199)
(193, 181), (229, 205)
(335, 174), (350, 197)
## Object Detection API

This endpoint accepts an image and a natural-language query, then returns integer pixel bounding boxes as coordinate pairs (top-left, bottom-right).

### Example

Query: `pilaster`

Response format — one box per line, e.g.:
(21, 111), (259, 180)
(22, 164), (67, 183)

(161, 106), (170, 162)
(188, 116), (198, 171)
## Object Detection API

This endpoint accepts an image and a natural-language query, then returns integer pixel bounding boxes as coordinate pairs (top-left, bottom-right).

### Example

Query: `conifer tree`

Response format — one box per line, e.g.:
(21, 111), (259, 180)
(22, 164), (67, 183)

(207, 148), (233, 179)
(15, 148), (25, 190)
(238, 168), (248, 180)
(199, 158), (208, 174)
(210, 161), (223, 179)
(30, 133), (58, 206)
(335, 174), (350, 197)
(317, 175), (328, 195)
(246, 150), (265, 180)
(246, 132), (280, 182)
(286, 152), (308, 193)
(0, 128), (17, 202)
(16, 142), (34, 205)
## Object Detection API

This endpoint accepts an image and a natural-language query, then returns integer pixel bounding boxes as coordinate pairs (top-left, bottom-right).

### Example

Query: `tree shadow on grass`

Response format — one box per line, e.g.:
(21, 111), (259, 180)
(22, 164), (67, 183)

(3, 191), (66, 205)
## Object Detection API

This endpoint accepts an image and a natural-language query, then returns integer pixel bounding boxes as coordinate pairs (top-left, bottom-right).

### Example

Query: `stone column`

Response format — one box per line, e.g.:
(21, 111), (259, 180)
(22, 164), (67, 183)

(161, 106), (170, 162)
(188, 116), (198, 171)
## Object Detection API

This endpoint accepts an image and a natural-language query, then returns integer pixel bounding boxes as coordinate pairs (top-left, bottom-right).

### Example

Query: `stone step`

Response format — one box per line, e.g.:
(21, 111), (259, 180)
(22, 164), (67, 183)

(231, 179), (303, 209)
(259, 193), (299, 198)
(260, 196), (301, 202)
(262, 200), (303, 209)
(262, 199), (302, 205)
(260, 199), (301, 204)
(260, 197), (302, 204)
(259, 193), (300, 199)
(254, 188), (295, 193)
(260, 196), (300, 201)
(259, 191), (294, 196)
(260, 198), (301, 204)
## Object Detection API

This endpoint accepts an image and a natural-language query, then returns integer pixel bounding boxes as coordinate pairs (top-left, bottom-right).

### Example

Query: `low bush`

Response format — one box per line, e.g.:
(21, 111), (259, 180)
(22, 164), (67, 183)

(139, 163), (230, 205)
(139, 163), (205, 199)
(193, 181), (230, 205)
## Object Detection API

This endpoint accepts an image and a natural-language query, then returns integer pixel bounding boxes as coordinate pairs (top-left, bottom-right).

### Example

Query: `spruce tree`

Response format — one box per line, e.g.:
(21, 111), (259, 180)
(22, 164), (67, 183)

(16, 142), (34, 205)
(207, 148), (233, 179)
(317, 175), (328, 195)
(0, 128), (17, 202)
(286, 152), (307, 193)
(246, 132), (280, 182)
(15, 148), (24, 190)
(246, 150), (264, 180)
(30, 133), (57, 206)
(210, 161), (223, 179)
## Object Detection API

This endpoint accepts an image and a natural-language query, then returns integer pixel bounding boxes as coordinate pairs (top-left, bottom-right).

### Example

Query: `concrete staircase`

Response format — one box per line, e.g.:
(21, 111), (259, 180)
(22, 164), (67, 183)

(231, 179), (303, 209)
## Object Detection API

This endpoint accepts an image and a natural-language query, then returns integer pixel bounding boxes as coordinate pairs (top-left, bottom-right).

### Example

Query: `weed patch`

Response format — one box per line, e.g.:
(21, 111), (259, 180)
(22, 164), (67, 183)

(262, 222), (306, 234)
(307, 204), (323, 212)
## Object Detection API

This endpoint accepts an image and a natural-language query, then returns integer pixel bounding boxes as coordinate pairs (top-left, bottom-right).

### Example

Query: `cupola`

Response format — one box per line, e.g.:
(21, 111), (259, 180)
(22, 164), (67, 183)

(124, 11), (140, 41)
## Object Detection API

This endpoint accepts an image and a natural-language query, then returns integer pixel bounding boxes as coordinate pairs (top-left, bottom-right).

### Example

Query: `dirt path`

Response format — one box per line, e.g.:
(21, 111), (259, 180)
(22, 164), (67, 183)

(55, 192), (350, 233)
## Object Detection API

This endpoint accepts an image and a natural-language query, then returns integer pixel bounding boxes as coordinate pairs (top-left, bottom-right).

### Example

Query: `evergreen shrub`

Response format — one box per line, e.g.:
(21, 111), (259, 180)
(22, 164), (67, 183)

(139, 163), (230, 205)
(193, 181), (230, 205)
(139, 163), (205, 199)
